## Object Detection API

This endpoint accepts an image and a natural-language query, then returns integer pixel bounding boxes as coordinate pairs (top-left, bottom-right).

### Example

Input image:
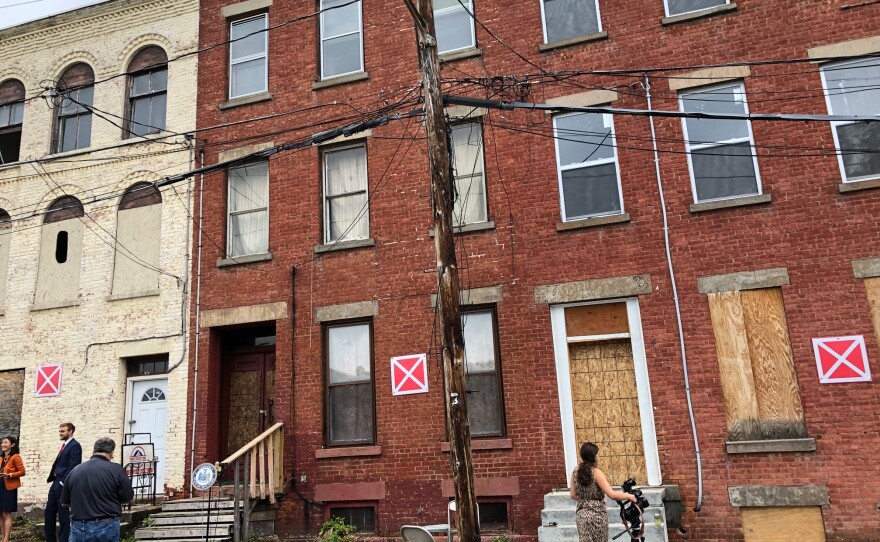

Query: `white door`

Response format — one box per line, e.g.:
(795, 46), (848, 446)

(127, 378), (168, 491)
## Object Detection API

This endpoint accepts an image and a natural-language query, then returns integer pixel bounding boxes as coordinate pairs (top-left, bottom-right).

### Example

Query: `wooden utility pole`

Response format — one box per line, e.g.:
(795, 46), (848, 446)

(404, 1), (480, 541)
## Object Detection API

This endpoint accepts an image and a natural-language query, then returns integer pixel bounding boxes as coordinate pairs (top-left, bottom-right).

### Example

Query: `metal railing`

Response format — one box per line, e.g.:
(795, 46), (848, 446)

(125, 458), (159, 508)
(220, 422), (284, 542)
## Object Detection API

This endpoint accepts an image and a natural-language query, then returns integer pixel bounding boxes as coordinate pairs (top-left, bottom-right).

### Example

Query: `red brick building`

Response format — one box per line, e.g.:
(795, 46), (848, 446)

(187, 1), (880, 540)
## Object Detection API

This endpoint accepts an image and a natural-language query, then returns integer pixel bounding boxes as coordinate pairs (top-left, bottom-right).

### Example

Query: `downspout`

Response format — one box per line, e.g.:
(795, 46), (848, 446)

(188, 146), (206, 497)
(643, 73), (703, 512)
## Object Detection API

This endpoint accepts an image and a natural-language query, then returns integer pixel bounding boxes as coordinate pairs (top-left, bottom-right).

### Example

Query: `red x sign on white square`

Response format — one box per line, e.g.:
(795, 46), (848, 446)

(391, 354), (428, 396)
(812, 336), (871, 384)
(35, 364), (63, 397)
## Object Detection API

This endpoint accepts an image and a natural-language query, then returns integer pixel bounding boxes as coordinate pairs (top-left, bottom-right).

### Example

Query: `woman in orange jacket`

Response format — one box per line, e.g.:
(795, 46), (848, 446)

(0, 435), (25, 542)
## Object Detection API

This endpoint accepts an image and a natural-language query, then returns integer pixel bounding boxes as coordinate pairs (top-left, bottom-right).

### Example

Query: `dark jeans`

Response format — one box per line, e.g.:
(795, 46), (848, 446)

(44, 484), (70, 542)
(69, 517), (120, 542)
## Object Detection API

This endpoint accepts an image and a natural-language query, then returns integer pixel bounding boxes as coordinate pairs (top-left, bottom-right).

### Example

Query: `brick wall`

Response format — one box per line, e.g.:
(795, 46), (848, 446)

(191, 1), (880, 540)
(0, 370), (24, 438)
(0, 0), (198, 505)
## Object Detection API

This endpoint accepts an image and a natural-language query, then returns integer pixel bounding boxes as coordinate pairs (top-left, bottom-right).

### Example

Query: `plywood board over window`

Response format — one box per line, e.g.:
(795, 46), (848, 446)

(707, 288), (807, 441)
(740, 507), (826, 542)
(865, 278), (880, 352)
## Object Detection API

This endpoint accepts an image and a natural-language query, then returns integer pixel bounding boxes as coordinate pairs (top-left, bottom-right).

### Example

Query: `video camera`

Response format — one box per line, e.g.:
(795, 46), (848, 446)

(614, 478), (650, 542)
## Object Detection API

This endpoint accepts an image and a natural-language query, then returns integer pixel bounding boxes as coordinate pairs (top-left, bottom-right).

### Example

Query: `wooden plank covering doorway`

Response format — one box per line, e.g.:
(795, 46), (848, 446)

(222, 351), (275, 458)
(565, 302), (646, 485)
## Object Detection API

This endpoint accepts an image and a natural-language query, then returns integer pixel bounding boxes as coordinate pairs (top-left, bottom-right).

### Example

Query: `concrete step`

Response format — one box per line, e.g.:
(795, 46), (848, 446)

(135, 526), (232, 539)
(538, 525), (577, 542)
(150, 515), (235, 527)
(541, 507), (576, 527)
(160, 500), (235, 513)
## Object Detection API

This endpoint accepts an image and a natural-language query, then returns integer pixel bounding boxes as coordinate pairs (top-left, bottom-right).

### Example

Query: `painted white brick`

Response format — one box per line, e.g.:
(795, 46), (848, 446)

(0, 0), (198, 506)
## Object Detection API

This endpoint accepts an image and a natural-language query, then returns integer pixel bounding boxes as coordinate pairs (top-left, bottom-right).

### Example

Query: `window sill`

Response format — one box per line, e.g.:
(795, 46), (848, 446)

(439, 47), (482, 63)
(689, 193), (771, 213)
(439, 438), (512, 452)
(838, 178), (880, 193)
(217, 251), (273, 268)
(220, 91), (273, 110)
(312, 71), (370, 90)
(315, 445), (382, 459)
(107, 289), (161, 302)
(726, 438), (816, 454)
(557, 213), (630, 231)
(428, 220), (495, 237)
(313, 237), (376, 255)
(539, 31), (609, 53)
(30, 299), (80, 312)
(662, 3), (737, 26)
(0, 161), (21, 172)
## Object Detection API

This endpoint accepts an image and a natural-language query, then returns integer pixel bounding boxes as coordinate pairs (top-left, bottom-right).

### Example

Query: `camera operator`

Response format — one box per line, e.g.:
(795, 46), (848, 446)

(569, 442), (637, 542)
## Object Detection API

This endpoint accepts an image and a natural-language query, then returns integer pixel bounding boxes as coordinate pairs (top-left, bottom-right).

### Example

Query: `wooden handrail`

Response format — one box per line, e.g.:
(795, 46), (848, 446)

(220, 422), (283, 465)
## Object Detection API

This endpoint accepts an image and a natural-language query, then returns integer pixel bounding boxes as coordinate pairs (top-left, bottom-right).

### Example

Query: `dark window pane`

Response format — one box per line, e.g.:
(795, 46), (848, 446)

(61, 117), (78, 152)
(55, 231), (68, 263)
(131, 97), (151, 136)
(328, 507), (375, 532)
(666, 0), (726, 16)
(561, 162), (621, 219)
(477, 502), (509, 531)
(691, 141), (758, 201)
(837, 122), (880, 181)
(77, 86), (94, 107)
(132, 73), (151, 96)
(151, 93), (167, 131)
(77, 113), (92, 150)
(151, 69), (168, 92)
(329, 383), (373, 444)
(543, 0), (599, 43)
(467, 374), (501, 436)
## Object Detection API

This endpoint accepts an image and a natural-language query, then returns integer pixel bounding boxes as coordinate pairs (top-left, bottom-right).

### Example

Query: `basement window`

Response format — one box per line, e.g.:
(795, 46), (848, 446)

(0, 78), (25, 165)
(327, 505), (376, 533)
(478, 500), (510, 531)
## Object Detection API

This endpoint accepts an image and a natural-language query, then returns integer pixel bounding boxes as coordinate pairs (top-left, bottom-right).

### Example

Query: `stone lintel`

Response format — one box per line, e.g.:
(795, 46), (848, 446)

(728, 484), (829, 507)
(315, 481), (385, 502)
(697, 268), (789, 294)
(545, 89), (618, 112)
(221, 0), (272, 19)
(431, 285), (503, 308)
(808, 35), (880, 60)
(218, 141), (275, 163)
(315, 300), (378, 322)
(441, 477), (519, 498)
(200, 301), (288, 328)
(117, 338), (175, 359)
(534, 275), (652, 304)
(853, 257), (880, 279)
(669, 65), (751, 92)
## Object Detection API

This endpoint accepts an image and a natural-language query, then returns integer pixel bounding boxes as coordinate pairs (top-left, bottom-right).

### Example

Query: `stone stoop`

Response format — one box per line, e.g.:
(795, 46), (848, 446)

(134, 497), (277, 542)
(538, 488), (670, 542)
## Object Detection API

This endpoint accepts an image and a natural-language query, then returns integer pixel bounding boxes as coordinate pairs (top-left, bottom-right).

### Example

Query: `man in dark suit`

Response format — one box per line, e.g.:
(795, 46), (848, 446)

(45, 422), (82, 542)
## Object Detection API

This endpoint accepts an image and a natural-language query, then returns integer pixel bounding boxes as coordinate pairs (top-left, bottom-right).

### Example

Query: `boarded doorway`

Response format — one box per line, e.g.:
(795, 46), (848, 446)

(220, 326), (276, 458)
(0, 370), (24, 437)
(550, 298), (661, 486)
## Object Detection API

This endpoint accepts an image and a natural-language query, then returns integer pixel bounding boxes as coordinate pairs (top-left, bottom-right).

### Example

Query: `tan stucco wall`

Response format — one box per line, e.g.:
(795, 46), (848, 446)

(0, 0), (198, 506)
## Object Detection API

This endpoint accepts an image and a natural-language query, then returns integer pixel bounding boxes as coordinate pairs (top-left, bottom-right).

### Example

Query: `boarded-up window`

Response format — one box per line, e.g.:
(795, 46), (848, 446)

(112, 183), (162, 297)
(0, 370), (25, 438)
(324, 321), (374, 446)
(866, 278), (880, 353)
(35, 196), (84, 308)
(707, 288), (807, 441)
(740, 506), (826, 542)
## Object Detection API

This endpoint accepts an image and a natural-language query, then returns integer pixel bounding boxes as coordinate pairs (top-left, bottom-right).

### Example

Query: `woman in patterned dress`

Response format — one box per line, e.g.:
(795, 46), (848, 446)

(569, 442), (636, 542)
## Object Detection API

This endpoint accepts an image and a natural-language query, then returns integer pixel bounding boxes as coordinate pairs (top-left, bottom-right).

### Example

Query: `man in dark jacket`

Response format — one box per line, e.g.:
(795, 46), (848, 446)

(45, 422), (82, 542)
(61, 438), (133, 542)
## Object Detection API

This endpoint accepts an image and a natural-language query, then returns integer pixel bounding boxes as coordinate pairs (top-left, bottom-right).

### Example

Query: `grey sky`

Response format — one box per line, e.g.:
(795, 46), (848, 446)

(0, 0), (107, 30)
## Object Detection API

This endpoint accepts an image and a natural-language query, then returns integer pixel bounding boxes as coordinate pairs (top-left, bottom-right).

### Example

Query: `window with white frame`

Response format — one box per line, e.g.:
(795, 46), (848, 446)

(325, 321), (374, 446)
(435, 0), (476, 55)
(323, 144), (369, 243)
(462, 308), (504, 437)
(320, 0), (364, 80)
(229, 14), (268, 99)
(450, 122), (487, 226)
(679, 82), (760, 203)
(552, 111), (623, 221)
(227, 162), (269, 257)
(665, 0), (728, 17)
(541, 0), (602, 44)
(820, 58), (880, 183)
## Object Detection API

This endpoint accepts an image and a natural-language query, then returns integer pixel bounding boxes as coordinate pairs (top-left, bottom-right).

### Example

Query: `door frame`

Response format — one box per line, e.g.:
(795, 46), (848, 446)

(219, 348), (275, 459)
(124, 375), (170, 440)
(550, 297), (662, 486)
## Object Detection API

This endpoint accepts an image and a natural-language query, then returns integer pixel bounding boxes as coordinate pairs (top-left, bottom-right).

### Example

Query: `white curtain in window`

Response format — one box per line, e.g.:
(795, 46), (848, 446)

(325, 146), (368, 241)
(228, 162), (269, 256)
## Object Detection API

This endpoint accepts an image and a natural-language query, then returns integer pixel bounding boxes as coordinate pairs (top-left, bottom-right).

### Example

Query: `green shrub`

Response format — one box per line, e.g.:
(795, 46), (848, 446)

(316, 517), (358, 542)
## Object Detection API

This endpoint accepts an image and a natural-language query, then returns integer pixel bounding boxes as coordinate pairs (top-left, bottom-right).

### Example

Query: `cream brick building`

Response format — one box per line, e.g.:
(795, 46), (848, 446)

(0, 0), (198, 507)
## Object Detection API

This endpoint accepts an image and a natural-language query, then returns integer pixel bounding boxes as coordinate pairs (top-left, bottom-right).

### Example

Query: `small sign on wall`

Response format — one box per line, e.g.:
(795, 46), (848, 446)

(34, 364), (62, 397)
(121, 443), (155, 475)
(391, 354), (429, 396)
(812, 335), (871, 384)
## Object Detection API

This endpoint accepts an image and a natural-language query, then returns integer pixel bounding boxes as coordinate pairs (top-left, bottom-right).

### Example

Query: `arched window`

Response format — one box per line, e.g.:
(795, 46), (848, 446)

(0, 208), (10, 226)
(0, 79), (25, 164)
(34, 196), (85, 308)
(112, 183), (162, 297)
(126, 46), (168, 138)
(55, 63), (94, 153)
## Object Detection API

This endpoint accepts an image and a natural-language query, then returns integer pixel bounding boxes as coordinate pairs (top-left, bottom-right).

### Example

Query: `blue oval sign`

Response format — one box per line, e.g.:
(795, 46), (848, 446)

(191, 463), (218, 491)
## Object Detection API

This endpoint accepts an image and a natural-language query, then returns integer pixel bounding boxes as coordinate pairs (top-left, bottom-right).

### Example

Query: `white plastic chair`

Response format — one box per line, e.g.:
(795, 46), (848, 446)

(402, 525), (439, 542)
(423, 500), (457, 541)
